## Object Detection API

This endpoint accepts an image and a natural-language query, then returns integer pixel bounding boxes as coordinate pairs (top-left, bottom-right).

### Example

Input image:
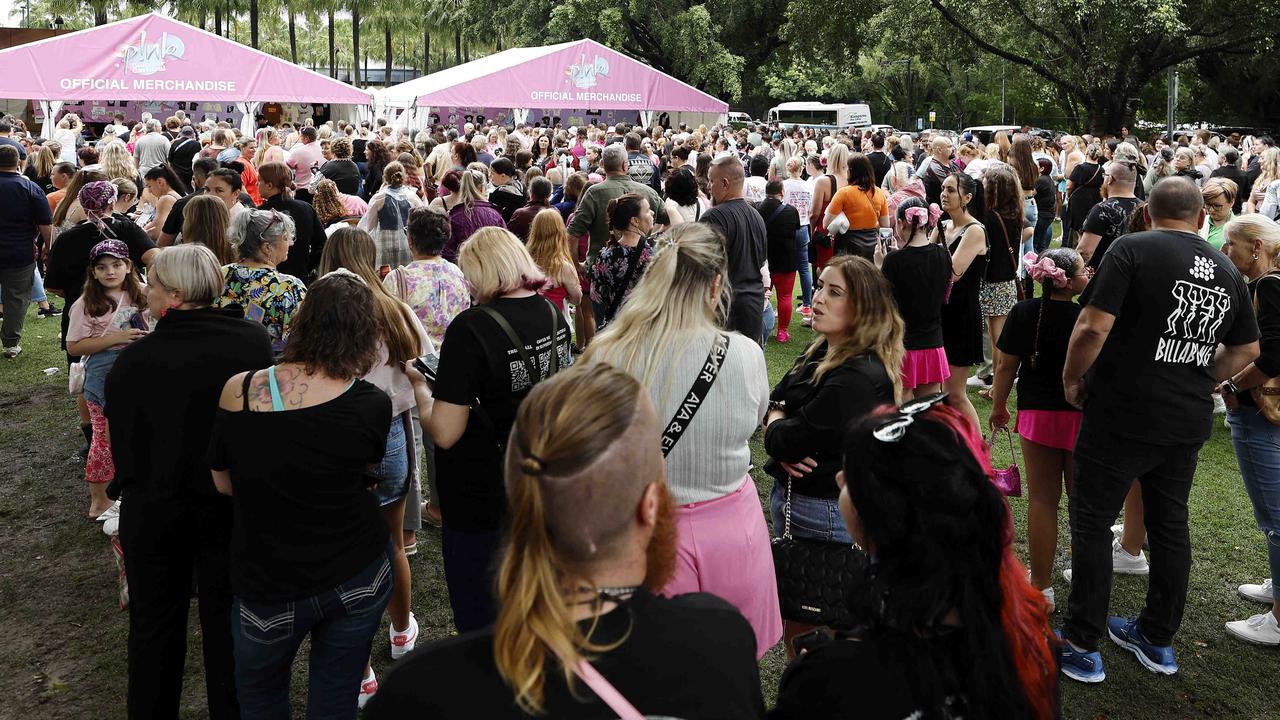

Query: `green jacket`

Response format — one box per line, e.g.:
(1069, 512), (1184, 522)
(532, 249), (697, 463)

(566, 174), (670, 259)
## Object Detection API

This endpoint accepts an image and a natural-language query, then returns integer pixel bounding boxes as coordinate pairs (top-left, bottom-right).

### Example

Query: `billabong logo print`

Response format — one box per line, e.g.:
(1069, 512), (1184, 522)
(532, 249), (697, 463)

(1158, 256), (1230, 366)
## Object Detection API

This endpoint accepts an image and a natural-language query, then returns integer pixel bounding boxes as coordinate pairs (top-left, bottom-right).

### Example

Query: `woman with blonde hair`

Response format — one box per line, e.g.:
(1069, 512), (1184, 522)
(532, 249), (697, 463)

(99, 141), (139, 186)
(764, 254), (902, 654)
(809, 142), (850, 272)
(1200, 177), (1238, 249)
(1248, 147), (1280, 218)
(319, 227), (431, 700)
(24, 144), (57, 192)
(414, 227), (571, 634)
(582, 222), (781, 658)
(525, 209), (582, 316)
(180, 194), (235, 264)
(52, 113), (83, 164)
(253, 127), (285, 167)
(1218, 213), (1280, 645)
(360, 161), (424, 270)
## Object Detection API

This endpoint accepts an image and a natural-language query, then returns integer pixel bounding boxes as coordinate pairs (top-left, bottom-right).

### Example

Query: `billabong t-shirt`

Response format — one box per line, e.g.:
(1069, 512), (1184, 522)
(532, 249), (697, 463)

(1081, 229), (1257, 445)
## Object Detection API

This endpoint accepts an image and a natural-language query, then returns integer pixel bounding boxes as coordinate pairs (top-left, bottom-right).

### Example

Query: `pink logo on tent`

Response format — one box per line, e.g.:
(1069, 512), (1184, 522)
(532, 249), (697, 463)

(118, 31), (186, 76)
(566, 55), (609, 89)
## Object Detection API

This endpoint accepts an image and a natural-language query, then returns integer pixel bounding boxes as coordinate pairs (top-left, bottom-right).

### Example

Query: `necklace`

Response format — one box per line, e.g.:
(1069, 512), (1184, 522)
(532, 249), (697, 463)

(573, 585), (642, 605)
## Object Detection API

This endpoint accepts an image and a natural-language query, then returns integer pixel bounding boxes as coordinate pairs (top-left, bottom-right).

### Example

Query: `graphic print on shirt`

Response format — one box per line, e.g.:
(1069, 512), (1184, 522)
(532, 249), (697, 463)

(505, 331), (572, 391)
(1158, 257), (1231, 366)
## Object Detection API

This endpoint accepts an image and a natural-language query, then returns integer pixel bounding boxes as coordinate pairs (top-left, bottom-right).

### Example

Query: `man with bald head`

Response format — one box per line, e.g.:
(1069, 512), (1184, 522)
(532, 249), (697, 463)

(1058, 176), (1259, 682)
(1077, 158), (1140, 269)
(701, 155), (767, 339)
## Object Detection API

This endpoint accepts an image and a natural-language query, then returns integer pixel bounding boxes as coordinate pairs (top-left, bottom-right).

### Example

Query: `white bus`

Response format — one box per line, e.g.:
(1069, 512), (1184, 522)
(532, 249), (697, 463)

(767, 102), (872, 129)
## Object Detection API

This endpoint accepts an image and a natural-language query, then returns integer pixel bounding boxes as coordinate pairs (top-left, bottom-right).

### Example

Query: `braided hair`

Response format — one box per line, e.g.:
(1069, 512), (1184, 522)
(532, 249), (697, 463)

(1028, 247), (1080, 370)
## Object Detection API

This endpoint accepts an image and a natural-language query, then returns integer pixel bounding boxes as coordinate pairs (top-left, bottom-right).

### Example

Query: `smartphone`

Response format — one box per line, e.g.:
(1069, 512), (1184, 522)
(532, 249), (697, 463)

(413, 351), (440, 383)
(878, 227), (894, 251)
(128, 311), (149, 332)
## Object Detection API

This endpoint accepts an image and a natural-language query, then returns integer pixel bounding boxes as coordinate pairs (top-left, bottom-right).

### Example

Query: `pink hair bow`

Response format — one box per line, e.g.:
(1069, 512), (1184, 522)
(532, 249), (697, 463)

(1023, 251), (1066, 287)
(904, 203), (942, 228)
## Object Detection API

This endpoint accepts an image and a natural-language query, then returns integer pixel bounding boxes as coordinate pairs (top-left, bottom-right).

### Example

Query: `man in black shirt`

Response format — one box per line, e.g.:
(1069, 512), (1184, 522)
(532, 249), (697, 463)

(701, 154), (767, 339)
(1210, 147), (1247, 214)
(1060, 178), (1259, 681)
(866, 133), (893, 187)
(369, 365), (765, 719)
(167, 126), (201, 191)
(1078, 159), (1140, 270)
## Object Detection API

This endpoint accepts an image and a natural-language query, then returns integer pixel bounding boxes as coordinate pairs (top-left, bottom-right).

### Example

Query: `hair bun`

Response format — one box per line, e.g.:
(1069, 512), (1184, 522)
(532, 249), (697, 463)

(521, 455), (544, 475)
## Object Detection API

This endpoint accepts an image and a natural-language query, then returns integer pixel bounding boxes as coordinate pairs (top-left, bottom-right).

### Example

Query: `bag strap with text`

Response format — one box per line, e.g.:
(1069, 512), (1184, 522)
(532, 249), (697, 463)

(660, 333), (730, 457)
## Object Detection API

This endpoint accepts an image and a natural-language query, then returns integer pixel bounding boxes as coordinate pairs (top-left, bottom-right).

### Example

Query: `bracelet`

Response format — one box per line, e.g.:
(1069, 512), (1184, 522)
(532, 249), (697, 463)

(1221, 379), (1240, 396)
(768, 400), (786, 413)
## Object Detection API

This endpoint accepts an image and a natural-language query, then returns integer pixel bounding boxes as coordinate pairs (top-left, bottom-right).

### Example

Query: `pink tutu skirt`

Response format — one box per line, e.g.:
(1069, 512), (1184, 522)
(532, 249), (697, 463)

(1017, 409), (1083, 451)
(901, 347), (951, 390)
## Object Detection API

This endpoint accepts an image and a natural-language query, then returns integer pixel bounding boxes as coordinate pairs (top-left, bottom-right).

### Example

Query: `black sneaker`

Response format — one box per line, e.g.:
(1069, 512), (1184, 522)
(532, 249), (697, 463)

(38, 304), (62, 318)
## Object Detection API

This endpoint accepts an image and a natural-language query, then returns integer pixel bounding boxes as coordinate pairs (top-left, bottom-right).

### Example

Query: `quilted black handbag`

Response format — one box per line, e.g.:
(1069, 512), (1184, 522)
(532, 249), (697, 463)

(771, 479), (868, 630)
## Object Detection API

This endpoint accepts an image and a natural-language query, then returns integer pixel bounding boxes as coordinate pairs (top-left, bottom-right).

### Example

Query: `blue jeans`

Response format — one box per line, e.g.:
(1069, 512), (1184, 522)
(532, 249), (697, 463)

(232, 546), (393, 720)
(31, 265), (47, 304)
(1019, 198), (1038, 275)
(769, 480), (853, 545)
(1033, 211), (1055, 254)
(371, 416), (408, 507)
(795, 226), (813, 306)
(761, 299), (776, 347)
(1227, 408), (1280, 600)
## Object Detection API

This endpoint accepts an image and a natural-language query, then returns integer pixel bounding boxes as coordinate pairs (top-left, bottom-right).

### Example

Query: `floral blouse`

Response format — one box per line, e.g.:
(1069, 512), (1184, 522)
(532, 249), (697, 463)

(215, 264), (307, 351)
(383, 257), (471, 346)
(587, 235), (657, 325)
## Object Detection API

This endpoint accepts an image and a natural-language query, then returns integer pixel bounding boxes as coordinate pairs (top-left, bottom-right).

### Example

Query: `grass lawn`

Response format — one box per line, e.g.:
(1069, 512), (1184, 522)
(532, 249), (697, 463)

(1, 291), (1275, 719)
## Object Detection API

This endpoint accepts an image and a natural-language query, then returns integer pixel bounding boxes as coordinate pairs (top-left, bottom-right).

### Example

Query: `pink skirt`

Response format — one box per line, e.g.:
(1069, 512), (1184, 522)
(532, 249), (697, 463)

(901, 347), (951, 389)
(661, 475), (782, 659)
(1017, 409), (1083, 451)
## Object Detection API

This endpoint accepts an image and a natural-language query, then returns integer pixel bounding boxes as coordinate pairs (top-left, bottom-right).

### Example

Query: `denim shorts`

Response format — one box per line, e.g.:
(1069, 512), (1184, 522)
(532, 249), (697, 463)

(769, 480), (853, 545)
(371, 418), (408, 507)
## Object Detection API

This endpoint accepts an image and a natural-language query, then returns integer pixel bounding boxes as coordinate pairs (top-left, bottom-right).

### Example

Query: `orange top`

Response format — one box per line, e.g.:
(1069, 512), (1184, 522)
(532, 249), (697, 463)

(827, 185), (888, 230)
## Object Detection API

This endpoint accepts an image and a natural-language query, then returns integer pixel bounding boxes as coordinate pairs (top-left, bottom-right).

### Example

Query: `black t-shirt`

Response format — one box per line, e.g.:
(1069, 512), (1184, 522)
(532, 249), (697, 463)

(207, 379), (391, 602)
(167, 137), (200, 183)
(982, 210), (1019, 283)
(258, 194), (327, 279)
(1034, 175), (1056, 213)
(365, 589), (766, 720)
(45, 215), (156, 350)
(765, 349), (894, 499)
(319, 159), (361, 196)
(1081, 230), (1258, 445)
(1080, 196), (1140, 270)
(771, 629), (974, 720)
(867, 151), (893, 186)
(758, 197), (801, 273)
(1067, 162), (1104, 228)
(702, 199), (767, 338)
(1239, 275), (1280, 407)
(882, 243), (952, 349)
(352, 138), (368, 164)
(996, 298), (1082, 411)
(432, 295), (574, 531)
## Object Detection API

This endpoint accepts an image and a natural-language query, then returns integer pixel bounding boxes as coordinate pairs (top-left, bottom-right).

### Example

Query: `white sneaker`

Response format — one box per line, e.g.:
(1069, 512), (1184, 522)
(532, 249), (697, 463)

(2, 345), (20, 359)
(1111, 539), (1150, 575)
(1213, 393), (1227, 414)
(965, 374), (990, 388)
(1239, 579), (1274, 604)
(1224, 611), (1280, 646)
(1041, 586), (1056, 613)
(357, 668), (377, 708)
(389, 612), (419, 659)
(1062, 540), (1149, 583)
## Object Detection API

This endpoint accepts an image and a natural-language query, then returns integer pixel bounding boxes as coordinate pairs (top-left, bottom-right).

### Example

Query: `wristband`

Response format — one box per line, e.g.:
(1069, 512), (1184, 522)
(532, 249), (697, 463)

(1221, 379), (1240, 396)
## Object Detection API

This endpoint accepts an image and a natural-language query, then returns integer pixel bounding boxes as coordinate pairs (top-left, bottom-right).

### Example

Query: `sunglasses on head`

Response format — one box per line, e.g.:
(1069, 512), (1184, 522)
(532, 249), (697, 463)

(871, 392), (949, 443)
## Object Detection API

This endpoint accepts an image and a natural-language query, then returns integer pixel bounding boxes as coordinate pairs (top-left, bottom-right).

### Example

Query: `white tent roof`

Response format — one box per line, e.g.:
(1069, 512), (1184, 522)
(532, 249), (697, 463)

(376, 45), (560, 108)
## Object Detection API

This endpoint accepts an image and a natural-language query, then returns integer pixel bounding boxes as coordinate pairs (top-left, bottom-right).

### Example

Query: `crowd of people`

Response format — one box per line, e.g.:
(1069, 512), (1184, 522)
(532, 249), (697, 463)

(1, 106), (1279, 719)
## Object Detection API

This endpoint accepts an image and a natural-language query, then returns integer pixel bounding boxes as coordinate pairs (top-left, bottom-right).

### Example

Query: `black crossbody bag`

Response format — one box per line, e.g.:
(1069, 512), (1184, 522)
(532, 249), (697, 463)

(771, 479), (868, 630)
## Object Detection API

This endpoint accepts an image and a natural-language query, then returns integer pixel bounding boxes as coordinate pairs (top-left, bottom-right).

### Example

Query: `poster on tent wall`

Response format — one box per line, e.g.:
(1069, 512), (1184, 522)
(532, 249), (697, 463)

(34, 100), (324, 127)
(426, 106), (640, 130)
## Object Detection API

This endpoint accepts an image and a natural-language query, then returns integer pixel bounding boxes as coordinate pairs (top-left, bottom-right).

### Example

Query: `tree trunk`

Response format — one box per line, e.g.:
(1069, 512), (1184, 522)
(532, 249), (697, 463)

(328, 9), (337, 78)
(214, 6), (222, 36)
(454, 30), (461, 65)
(93, 2), (108, 25)
(384, 23), (393, 86)
(463, 40), (469, 63)
(352, 1), (362, 85)
(1086, 90), (1131, 137)
(288, 9), (298, 64)
(250, 0), (259, 48)
(423, 26), (430, 74)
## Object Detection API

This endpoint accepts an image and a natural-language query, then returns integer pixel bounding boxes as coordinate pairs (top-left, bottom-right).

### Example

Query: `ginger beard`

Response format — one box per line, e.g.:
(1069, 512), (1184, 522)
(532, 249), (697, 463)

(643, 482), (679, 592)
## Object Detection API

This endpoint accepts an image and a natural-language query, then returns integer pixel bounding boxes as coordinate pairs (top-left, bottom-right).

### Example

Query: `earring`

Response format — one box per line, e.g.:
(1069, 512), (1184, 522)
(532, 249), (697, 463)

(1254, 253), (1260, 261)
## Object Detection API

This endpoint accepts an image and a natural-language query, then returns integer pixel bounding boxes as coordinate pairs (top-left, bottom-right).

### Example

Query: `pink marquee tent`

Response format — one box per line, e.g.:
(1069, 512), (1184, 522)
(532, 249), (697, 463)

(377, 38), (727, 128)
(0, 12), (371, 135)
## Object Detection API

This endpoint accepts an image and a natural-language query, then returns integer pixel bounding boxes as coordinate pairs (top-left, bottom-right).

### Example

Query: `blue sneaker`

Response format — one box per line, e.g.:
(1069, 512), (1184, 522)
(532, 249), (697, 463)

(1056, 630), (1105, 683)
(1107, 616), (1178, 675)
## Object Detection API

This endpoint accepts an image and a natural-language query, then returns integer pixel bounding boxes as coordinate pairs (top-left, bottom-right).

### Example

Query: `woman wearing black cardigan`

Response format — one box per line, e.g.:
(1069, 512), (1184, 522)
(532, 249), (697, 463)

(106, 244), (274, 720)
(257, 161), (328, 280)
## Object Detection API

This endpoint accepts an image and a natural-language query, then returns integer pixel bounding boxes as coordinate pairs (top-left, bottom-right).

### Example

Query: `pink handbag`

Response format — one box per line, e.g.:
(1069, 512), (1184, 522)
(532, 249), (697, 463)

(988, 426), (1022, 497)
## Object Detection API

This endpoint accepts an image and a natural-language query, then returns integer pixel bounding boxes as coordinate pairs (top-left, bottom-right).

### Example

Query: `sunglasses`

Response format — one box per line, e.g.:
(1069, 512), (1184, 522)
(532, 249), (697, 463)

(871, 392), (950, 442)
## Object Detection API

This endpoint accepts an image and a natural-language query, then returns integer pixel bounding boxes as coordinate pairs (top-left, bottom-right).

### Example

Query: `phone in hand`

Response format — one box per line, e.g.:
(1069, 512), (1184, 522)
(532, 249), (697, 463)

(412, 351), (440, 383)
(878, 227), (894, 252)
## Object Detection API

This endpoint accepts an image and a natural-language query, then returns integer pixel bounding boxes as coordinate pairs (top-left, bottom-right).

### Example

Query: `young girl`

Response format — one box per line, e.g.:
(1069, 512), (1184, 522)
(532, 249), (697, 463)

(65, 239), (149, 519)
(880, 198), (952, 399)
(525, 208), (582, 318)
(988, 248), (1090, 610)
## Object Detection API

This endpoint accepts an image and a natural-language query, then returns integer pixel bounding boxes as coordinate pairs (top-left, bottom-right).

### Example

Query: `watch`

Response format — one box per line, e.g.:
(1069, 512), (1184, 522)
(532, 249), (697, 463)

(1221, 379), (1240, 396)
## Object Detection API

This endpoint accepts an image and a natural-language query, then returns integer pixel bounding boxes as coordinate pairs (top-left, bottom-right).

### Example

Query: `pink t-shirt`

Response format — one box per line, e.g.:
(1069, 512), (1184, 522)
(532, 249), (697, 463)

(66, 289), (146, 344)
(341, 193), (369, 216)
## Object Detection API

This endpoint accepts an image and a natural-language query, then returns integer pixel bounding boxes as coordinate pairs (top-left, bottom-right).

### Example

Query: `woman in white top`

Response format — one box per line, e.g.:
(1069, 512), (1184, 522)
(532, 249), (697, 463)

(580, 222), (781, 659)
(782, 156), (815, 318)
(51, 113), (83, 165)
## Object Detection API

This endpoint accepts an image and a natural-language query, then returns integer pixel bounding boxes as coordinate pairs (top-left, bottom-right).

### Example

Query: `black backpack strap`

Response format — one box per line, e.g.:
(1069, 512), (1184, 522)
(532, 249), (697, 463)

(478, 299), (560, 388)
(660, 333), (730, 457)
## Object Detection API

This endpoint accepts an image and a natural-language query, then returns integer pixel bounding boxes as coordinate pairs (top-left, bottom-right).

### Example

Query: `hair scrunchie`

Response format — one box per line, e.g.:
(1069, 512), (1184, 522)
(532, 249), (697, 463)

(1023, 251), (1067, 287)
(904, 203), (943, 228)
